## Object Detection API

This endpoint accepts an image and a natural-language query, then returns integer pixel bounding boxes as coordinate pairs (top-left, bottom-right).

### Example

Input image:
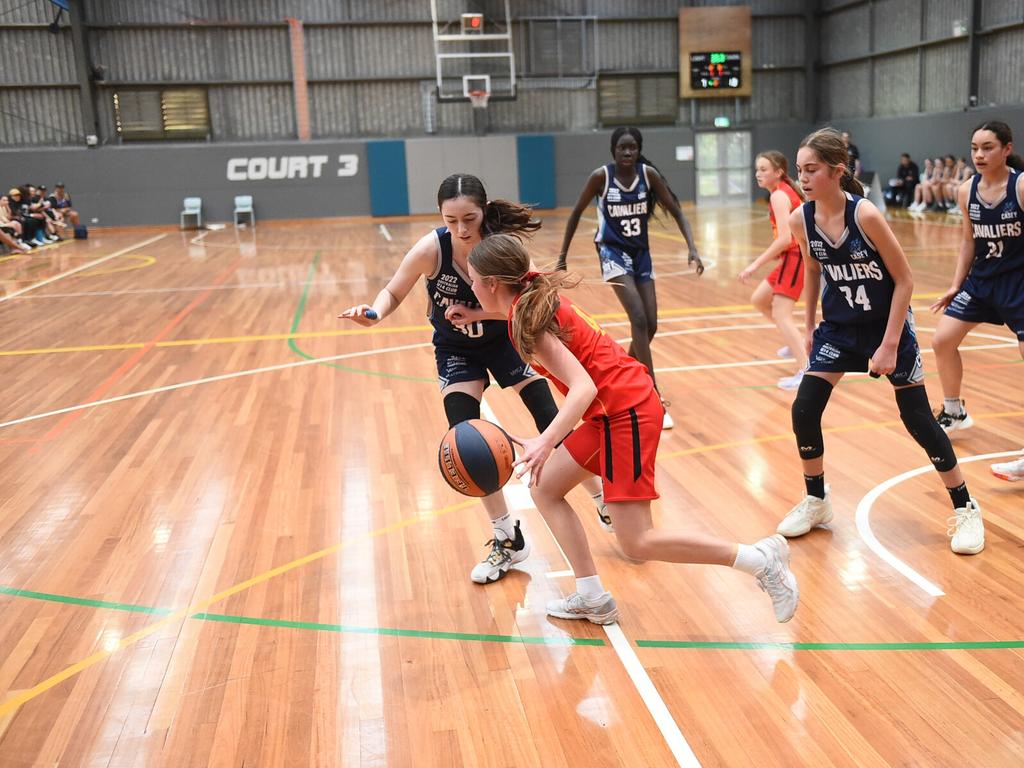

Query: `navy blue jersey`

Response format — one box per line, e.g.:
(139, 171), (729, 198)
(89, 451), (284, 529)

(966, 170), (1024, 279)
(425, 227), (506, 346)
(802, 193), (894, 325)
(595, 163), (651, 251)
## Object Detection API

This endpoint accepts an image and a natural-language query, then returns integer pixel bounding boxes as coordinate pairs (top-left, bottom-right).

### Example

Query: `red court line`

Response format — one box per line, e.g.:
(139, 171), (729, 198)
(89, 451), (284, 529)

(28, 256), (245, 453)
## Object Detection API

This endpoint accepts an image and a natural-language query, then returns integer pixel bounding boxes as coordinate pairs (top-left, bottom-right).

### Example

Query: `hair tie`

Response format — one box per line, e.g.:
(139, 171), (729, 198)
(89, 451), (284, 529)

(521, 270), (544, 284)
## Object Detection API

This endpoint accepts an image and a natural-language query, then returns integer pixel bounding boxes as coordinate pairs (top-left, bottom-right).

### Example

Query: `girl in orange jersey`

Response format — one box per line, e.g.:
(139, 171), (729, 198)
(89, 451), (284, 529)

(738, 150), (808, 389)
(461, 233), (799, 626)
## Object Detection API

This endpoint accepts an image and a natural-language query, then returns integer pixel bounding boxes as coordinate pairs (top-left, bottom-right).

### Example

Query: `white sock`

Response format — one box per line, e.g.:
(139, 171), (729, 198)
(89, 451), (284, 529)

(733, 544), (767, 575)
(575, 575), (606, 600)
(490, 513), (515, 541)
(944, 397), (964, 416)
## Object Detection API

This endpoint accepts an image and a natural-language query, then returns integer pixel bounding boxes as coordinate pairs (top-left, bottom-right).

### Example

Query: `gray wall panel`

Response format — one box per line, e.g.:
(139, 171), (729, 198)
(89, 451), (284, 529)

(750, 71), (806, 122)
(874, 0), (922, 51)
(0, 89), (83, 148)
(0, 140), (371, 225)
(872, 51), (920, 115)
(598, 21), (675, 71)
(921, 41), (968, 112)
(980, 0), (1024, 28)
(306, 26), (435, 80)
(978, 29), (1024, 106)
(489, 89), (596, 133)
(753, 17), (806, 68)
(820, 5), (871, 64)
(924, 0), (971, 40)
(0, 30), (76, 84)
(820, 63), (871, 120)
(209, 86), (296, 141)
(404, 136), (518, 215)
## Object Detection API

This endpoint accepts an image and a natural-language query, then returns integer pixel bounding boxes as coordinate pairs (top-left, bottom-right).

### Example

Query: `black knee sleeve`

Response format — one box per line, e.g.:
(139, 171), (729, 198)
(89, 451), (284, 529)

(791, 375), (834, 460)
(518, 378), (559, 432)
(895, 386), (958, 472)
(442, 391), (480, 429)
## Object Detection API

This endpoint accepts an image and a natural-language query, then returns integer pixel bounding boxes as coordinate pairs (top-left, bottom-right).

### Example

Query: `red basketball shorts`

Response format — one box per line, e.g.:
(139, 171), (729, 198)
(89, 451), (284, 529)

(768, 247), (804, 301)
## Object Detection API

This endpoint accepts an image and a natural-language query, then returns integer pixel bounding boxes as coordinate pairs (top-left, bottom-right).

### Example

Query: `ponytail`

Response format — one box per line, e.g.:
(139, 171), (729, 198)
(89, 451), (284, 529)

(482, 199), (542, 237)
(1008, 154), (1024, 171)
(467, 233), (580, 360)
(840, 173), (865, 197)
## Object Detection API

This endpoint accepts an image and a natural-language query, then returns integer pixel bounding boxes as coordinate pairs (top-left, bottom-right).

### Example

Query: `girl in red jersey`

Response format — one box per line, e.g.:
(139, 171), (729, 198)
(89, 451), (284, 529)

(738, 150), (808, 390)
(462, 233), (799, 625)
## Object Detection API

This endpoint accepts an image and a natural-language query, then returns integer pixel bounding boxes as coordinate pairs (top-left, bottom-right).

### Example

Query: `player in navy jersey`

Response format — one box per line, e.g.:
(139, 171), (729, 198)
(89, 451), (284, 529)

(776, 128), (985, 555)
(339, 174), (609, 583)
(557, 127), (704, 430)
(930, 121), (1024, 483)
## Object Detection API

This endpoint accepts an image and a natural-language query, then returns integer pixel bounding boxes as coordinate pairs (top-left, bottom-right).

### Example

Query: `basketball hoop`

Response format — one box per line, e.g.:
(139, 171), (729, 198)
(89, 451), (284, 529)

(468, 90), (490, 109)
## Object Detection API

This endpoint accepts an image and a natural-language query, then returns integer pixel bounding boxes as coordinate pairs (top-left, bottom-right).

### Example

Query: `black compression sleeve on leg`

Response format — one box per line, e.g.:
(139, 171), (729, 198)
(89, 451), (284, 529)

(895, 385), (958, 472)
(517, 378), (559, 432)
(791, 375), (834, 460)
(442, 391), (481, 429)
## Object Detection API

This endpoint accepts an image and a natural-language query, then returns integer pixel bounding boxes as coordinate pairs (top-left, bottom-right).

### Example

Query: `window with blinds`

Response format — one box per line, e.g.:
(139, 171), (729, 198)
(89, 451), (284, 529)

(598, 75), (678, 126)
(113, 89), (209, 141)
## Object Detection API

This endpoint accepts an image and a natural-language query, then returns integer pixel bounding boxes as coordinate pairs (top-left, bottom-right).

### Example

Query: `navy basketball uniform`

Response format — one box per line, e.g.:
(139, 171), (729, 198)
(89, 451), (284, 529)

(803, 193), (923, 384)
(594, 163), (654, 282)
(426, 227), (536, 389)
(944, 171), (1024, 340)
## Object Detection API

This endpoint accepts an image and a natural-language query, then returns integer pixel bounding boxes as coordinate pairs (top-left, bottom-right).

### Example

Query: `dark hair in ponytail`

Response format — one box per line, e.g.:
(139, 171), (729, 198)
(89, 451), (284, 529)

(799, 127), (865, 196)
(609, 126), (678, 216)
(436, 173), (542, 237)
(973, 120), (1024, 170)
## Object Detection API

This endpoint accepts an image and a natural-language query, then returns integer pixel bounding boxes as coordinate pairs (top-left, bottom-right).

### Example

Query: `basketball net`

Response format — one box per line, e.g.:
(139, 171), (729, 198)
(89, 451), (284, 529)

(468, 90), (490, 109)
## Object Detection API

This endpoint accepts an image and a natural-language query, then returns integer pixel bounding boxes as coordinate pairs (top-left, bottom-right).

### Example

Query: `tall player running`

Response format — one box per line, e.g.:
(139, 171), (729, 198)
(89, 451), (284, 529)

(557, 126), (704, 430)
(776, 128), (985, 554)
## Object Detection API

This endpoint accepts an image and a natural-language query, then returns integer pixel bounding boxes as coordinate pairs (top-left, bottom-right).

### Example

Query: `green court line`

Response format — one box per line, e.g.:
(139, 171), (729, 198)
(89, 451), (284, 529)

(0, 584), (602, 647)
(289, 253), (433, 382)
(637, 640), (1024, 651)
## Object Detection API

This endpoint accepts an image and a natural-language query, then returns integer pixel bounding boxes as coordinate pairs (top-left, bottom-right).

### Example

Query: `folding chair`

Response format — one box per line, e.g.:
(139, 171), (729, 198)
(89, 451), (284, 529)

(233, 195), (255, 226)
(180, 197), (202, 229)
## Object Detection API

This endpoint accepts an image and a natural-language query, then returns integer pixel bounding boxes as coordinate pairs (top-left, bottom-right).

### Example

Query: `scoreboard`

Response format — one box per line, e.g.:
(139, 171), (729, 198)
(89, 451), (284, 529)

(690, 51), (742, 90)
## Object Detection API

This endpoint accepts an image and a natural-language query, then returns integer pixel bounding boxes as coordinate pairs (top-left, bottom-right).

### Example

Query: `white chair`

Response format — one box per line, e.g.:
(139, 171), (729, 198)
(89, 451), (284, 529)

(233, 195), (255, 226)
(180, 197), (202, 229)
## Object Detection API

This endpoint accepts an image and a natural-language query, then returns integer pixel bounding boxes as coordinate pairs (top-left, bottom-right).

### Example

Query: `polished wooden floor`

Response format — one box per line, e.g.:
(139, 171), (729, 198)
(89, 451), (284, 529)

(0, 206), (1021, 767)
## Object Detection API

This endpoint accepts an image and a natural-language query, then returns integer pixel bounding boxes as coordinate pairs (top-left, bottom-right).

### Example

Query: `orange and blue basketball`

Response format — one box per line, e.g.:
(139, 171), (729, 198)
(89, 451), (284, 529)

(437, 419), (515, 497)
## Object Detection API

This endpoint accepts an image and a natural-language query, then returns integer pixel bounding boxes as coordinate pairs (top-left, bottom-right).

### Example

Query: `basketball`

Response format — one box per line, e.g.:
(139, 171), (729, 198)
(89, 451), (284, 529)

(437, 419), (515, 497)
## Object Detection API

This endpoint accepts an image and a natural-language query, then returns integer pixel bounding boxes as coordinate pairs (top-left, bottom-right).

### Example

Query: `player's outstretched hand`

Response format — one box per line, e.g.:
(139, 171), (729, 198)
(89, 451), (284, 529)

(508, 433), (553, 488)
(929, 287), (959, 314)
(338, 305), (379, 326)
(737, 264), (755, 283)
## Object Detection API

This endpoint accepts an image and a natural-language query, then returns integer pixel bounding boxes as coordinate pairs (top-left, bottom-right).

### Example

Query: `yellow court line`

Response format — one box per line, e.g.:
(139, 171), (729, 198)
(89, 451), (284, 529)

(0, 498), (477, 718)
(660, 410), (1024, 460)
(0, 293), (949, 358)
(79, 254), (156, 277)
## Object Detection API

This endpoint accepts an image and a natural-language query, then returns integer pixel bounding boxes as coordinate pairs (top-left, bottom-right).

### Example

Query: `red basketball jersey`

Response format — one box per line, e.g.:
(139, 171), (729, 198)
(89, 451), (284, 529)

(509, 294), (654, 419)
(769, 180), (803, 255)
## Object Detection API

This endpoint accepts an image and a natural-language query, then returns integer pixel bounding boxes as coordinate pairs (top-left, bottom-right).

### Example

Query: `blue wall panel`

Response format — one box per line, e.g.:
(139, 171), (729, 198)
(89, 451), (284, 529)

(367, 140), (408, 216)
(516, 135), (555, 209)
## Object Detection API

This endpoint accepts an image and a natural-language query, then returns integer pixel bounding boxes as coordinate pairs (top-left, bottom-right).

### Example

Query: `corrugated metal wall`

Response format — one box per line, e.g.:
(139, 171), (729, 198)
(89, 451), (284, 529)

(2, 1), (1021, 147)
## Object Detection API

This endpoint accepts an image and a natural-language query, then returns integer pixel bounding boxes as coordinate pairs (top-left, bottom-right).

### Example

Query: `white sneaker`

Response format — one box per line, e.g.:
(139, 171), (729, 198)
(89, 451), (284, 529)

(661, 399), (673, 430)
(934, 401), (973, 434)
(991, 452), (1024, 482)
(947, 499), (984, 554)
(777, 371), (804, 390)
(594, 494), (614, 533)
(470, 520), (530, 583)
(777, 488), (833, 537)
(777, 345), (791, 358)
(546, 591), (619, 624)
(752, 534), (799, 623)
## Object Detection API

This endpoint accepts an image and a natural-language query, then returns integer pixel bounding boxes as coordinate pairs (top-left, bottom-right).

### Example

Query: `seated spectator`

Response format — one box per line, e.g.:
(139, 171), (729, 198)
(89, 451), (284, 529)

(945, 158), (974, 216)
(48, 182), (79, 228)
(0, 195), (32, 252)
(908, 159), (933, 211)
(8, 187), (53, 246)
(909, 157), (945, 211)
(885, 153), (919, 207)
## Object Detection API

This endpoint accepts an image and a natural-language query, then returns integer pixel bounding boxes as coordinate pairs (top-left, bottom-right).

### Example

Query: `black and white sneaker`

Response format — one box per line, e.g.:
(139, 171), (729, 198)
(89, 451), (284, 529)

(470, 520), (530, 584)
(935, 401), (974, 434)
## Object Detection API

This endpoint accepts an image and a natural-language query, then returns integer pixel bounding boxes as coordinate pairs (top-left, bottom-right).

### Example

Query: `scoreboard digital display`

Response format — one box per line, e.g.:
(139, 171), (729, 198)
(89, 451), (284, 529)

(689, 51), (742, 90)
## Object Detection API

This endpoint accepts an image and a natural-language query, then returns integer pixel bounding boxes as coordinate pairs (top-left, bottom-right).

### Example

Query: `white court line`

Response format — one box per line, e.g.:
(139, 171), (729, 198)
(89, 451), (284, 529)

(189, 230), (210, 245)
(378, 224), (393, 242)
(0, 341), (431, 431)
(0, 234), (167, 303)
(477, 398), (701, 768)
(855, 451), (1022, 598)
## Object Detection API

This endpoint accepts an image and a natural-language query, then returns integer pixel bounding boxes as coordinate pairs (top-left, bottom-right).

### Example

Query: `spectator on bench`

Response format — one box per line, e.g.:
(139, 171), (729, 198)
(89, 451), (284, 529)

(885, 153), (920, 207)
(48, 182), (79, 228)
